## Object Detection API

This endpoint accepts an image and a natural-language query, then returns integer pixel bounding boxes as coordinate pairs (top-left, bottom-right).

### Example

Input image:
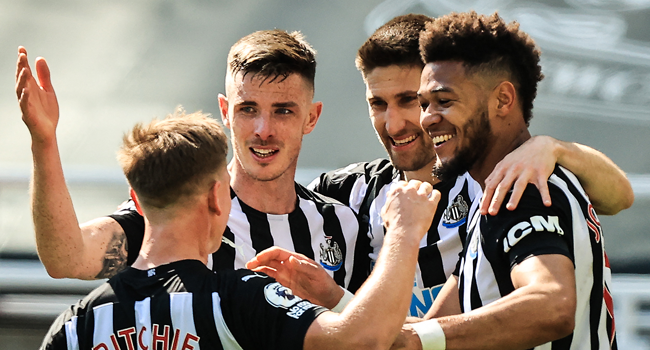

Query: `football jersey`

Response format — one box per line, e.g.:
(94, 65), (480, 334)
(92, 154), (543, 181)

(309, 159), (482, 316)
(110, 183), (362, 291)
(40, 260), (326, 350)
(458, 166), (616, 349)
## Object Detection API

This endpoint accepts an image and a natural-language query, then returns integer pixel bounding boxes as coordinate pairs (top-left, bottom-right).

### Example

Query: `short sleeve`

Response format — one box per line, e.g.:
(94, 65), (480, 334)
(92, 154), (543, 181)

(107, 199), (145, 266)
(221, 271), (328, 350)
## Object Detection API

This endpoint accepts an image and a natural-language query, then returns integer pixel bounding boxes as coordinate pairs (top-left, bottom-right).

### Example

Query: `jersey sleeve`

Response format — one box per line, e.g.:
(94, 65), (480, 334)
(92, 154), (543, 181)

(308, 163), (367, 207)
(107, 199), (145, 266)
(486, 184), (574, 269)
(222, 271), (327, 350)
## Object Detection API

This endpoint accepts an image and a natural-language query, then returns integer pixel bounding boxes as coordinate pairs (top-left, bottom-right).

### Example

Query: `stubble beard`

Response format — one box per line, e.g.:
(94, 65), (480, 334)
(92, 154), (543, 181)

(433, 109), (492, 182)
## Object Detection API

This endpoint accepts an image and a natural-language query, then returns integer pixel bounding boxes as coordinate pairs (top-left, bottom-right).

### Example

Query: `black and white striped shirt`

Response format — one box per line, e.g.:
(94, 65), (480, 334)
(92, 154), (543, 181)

(458, 166), (616, 349)
(110, 183), (362, 291)
(41, 260), (326, 350)
(309, 159), (482, 316)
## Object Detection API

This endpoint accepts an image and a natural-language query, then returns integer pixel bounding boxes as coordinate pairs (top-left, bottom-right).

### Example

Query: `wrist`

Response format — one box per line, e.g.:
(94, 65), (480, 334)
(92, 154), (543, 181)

(411, 319), (446, 350)
(331, 287), (354, 313)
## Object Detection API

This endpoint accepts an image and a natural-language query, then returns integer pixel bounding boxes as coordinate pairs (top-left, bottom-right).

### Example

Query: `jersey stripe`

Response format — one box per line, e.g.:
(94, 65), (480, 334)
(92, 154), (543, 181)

(134, 298), (151, 350)
(212, 293), (243, 350)
(289, 205), (316, 260)
(92, 303), (114, 349)
(64, 316), (79, 350)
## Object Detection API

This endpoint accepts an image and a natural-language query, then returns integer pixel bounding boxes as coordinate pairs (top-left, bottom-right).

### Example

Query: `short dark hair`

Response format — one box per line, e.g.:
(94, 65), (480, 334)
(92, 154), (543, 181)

(356, 14), (432, 78)
(118, 107), (229, 209)
(420, 11), (543, 125)
(227, 30), (317, 89)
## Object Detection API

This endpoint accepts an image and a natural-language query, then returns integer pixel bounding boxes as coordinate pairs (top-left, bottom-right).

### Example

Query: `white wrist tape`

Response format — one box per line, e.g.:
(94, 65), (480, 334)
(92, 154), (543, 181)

(411, 319), (446, 350)
(331, 287), (354, 313)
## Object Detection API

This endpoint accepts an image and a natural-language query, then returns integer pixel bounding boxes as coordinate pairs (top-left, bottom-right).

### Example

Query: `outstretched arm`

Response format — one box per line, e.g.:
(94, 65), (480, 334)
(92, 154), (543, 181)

(481, 135), (633, 216)
(301, 181), (440, 350)
(16, 47), (128, 280)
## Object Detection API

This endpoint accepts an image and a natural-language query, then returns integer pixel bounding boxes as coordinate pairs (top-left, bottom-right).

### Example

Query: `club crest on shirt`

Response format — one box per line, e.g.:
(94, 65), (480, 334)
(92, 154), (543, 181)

(442, 195), (469, 228)
(319, 236), (343, 271)
(264, 282), (301, 309)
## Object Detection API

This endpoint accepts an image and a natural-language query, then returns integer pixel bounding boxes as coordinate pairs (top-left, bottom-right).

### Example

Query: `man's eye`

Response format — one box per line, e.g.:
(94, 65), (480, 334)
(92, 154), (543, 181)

(439, 99), (452, 106)
(276, 108), (292, 115)
(240, 106), (255, 113)
(401, 96), (418, 105)
(370, 101), (387, 110)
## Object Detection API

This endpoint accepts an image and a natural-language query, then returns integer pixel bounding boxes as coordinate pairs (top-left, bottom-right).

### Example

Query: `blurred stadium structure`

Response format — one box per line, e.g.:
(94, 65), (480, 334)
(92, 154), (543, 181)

(1, 0), (649, 348)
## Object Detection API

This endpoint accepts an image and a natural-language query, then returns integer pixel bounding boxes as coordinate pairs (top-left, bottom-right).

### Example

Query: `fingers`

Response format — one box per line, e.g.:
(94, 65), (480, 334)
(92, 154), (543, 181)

(504, 175), (529, 212)
(16, 47), (29, 82)
(536, 174), (552, 207)
(246, 246), (294, 269)
(35, 57), (55, 93)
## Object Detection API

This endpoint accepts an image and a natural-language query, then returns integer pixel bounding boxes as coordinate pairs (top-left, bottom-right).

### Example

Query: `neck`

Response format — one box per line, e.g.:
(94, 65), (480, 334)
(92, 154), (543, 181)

(228, 159), (298, 214)
(402, 158), (441, 186)
(470, 127), (531, 188)
(131, 207), (212, 270)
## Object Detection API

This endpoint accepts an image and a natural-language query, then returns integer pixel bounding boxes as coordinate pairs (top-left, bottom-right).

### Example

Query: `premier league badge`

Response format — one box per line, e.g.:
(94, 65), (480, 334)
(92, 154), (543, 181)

(319, 236), (343, 271)
(442, 195), (469, 228)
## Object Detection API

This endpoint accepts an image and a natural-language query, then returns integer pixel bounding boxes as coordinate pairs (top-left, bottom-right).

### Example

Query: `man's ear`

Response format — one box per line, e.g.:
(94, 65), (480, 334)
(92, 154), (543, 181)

(207, 180), (222, 216)
(303, 101), (323, 135)
(130, 188), (144, 216)
(218, 93), (231, 129)
(492, 81), (516, 118)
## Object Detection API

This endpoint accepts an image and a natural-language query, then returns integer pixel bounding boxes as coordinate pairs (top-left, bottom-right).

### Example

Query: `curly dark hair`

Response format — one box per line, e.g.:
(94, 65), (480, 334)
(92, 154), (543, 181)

(356, 14), (432, 78)
(227, 30), (317, 89)
(420, 11), (543, 125)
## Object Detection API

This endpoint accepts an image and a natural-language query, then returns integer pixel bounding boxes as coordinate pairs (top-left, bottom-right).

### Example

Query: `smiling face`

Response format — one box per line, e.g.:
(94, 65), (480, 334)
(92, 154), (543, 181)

(220, 72), (321, 183)
(418, 61), (493, 181)
(365, 65), (436, 172)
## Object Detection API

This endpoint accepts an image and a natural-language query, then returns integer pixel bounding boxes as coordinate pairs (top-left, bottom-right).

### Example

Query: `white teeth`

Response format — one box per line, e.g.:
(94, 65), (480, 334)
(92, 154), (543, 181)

(432, 134), (454, 145)
(252, 148), (276, 156)
(393, 134), (417, 146)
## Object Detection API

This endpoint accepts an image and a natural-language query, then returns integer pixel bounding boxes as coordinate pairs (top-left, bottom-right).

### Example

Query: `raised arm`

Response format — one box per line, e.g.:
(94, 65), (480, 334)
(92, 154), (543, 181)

(481, 135), (634, 216)
(16, 47), (128, 280)
(302, 180), (440, 350)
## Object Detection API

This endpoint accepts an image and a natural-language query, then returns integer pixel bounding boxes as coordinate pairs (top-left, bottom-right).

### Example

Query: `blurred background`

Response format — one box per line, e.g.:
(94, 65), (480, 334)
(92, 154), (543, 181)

(1, 0), (649, 348)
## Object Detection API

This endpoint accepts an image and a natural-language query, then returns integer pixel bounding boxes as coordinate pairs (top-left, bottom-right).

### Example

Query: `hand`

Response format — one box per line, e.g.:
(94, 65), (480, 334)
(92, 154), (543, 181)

(480, 135), (556, 215)
(381, 180), (440, 242)
(15, 46), (60, 145)
(389, 325), (423, 350)
(246, 246), (344, 309)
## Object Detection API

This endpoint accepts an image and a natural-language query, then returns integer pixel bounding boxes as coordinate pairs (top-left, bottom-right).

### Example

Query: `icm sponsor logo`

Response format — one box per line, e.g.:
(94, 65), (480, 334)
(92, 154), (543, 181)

(319, 236), (343, 271)
(287, 300), (315, 319)
(264, 282), (301, 309)
(442, 195), (469, 228)
(503, 216), (564, 253)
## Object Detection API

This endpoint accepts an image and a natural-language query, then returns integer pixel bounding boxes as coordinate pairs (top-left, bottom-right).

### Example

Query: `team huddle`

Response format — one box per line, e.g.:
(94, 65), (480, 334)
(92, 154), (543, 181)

(15, 11), (633, 350)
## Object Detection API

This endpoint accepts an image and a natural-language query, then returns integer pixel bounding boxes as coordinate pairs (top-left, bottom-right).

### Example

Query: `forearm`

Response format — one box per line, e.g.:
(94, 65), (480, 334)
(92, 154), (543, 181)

(306, 231), (421, 350)
(554, 139), (633, 215)
(31, 139), (85, 278)
(437, 284), (573, 350)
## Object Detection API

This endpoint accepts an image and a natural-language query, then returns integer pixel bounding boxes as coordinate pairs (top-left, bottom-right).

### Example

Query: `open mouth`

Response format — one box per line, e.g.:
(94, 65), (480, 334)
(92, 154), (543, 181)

(392, 134), (417, 147)
(251, 147), (278, 158)
(431, 134), (454, 147)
